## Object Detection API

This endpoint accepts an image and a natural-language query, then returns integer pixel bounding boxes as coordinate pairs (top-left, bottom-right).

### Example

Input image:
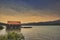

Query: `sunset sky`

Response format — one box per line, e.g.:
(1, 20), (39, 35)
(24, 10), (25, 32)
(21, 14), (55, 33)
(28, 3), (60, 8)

(0, 0), (60, 23)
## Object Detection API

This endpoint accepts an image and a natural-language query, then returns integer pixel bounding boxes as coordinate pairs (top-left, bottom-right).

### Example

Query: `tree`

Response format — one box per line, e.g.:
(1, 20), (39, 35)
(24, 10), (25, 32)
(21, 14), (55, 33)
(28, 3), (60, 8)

(0, 25), (4, 30)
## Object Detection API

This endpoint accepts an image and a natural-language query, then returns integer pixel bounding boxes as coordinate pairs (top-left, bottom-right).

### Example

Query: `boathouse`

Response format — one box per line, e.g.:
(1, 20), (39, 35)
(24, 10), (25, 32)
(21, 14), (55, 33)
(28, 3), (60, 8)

(6, 21), (21, 30)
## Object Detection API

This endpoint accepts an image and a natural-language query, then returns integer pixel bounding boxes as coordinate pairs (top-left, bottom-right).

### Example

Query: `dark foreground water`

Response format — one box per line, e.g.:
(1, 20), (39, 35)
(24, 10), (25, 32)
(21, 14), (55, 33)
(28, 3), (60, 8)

(21, 26), (60, 40)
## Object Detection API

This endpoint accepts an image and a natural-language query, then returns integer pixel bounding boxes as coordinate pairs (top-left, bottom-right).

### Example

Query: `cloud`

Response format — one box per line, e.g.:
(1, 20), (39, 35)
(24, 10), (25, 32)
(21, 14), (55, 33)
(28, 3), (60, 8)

(0, 4), (60, 18)
(0, 0), (60, 23)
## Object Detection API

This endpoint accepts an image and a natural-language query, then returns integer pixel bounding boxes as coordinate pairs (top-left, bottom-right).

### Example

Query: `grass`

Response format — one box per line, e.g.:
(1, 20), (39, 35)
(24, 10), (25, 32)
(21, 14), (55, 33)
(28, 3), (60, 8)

(0, 32), (24, 40)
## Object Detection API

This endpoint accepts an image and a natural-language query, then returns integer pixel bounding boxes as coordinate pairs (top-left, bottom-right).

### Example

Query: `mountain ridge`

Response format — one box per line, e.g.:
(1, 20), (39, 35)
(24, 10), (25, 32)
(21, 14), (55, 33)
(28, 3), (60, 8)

(22, 20), (60, 25)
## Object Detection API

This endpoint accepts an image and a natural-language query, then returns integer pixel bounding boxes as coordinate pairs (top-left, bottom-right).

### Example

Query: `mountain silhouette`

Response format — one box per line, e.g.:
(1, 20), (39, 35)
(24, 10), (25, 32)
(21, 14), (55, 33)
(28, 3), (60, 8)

(22, 20), (60, 25)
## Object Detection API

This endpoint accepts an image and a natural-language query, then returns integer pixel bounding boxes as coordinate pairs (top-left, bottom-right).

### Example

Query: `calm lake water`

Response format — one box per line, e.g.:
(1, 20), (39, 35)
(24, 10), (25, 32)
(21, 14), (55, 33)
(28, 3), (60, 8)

(0, 26), (60, 40)
(21, 26), (60, 40)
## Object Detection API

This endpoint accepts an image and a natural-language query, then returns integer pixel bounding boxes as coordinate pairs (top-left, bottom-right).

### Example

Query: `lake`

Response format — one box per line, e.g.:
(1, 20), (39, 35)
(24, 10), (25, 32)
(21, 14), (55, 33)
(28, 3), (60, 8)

(0, 26), (60, 40)
(21, 26), (60, 40)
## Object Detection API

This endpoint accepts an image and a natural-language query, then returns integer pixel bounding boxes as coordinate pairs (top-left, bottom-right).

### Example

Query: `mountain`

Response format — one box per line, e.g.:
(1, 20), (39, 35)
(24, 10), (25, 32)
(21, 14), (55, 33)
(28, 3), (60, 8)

(22, 20), (60, 25)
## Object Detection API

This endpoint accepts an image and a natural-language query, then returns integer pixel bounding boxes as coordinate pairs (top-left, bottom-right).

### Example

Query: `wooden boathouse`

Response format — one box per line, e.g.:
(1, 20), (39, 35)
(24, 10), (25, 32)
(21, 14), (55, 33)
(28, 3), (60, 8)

(6, 21), (21, 30)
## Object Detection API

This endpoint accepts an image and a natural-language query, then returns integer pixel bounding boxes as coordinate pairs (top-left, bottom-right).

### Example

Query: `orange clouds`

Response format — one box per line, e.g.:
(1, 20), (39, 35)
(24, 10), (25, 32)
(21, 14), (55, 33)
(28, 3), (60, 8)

(0, 8), (60, 23)
(0, 15), (60, 23)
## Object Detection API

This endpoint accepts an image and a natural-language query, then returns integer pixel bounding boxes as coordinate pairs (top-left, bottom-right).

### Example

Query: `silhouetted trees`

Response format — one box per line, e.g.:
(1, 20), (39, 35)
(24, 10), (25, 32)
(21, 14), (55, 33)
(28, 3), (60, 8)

(0, 25), (4, 30)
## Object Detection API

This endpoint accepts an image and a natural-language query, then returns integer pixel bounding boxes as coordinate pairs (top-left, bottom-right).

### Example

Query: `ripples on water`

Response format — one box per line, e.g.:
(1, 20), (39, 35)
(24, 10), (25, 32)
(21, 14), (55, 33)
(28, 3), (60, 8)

(21, 26), (60, 40)
(0, 26), (60, 40)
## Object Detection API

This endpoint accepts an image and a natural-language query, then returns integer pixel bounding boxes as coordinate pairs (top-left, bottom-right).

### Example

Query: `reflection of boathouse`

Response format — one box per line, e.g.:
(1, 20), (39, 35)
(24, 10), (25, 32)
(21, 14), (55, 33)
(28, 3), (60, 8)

(6, 21), (21, 30)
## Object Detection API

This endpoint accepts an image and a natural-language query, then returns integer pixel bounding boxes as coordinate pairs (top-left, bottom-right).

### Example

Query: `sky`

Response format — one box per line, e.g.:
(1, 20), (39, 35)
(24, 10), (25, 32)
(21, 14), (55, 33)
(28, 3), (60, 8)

(0, 0), (60, 23)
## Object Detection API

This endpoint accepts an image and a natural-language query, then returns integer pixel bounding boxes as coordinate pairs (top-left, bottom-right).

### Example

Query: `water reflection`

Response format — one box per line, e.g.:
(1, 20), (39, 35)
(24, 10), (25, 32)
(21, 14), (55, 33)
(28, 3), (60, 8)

(0, 26), (7, 35)
(0, 28), (7, 36)
(0, 26), (60, 40)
